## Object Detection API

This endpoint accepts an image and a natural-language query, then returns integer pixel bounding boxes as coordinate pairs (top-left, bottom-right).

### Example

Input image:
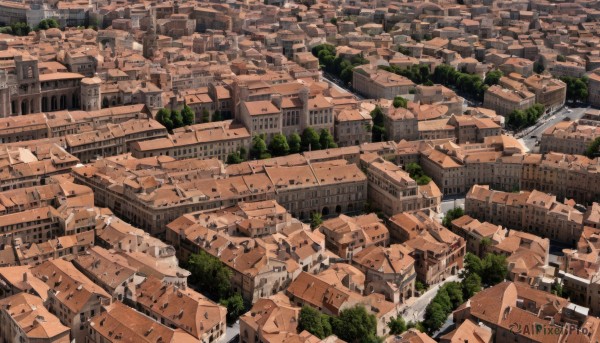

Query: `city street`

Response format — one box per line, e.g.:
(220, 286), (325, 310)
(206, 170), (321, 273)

(518, 105), (590, 151)
(223, 320), (240, 343)
(396, 274), (461, 323)
(320, 72), (364, 100)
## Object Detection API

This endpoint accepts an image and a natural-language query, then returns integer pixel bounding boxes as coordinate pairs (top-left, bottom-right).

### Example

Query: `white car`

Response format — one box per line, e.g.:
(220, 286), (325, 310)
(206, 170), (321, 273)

(567, 109), (573, 113)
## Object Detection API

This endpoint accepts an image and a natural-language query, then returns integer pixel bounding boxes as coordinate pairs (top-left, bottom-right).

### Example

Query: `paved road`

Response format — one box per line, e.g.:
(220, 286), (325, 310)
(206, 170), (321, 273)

(518, 105), (590, 151)
(397, 274), (461, 323)
(320, 72), (364, 100)
(223, 320), (239, 343)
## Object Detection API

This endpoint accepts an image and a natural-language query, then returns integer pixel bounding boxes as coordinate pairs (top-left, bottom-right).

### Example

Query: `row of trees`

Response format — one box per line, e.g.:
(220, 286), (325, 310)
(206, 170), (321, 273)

(370, 106), (386, 142)
(505, 103), (545, 130)
(422, 254), (499, 334)
(405, 162), (432, 185)
(186, 251), (246, 323)
(156, 106), (195, 132)
(423, 282), (465, 334)
(381, 64), (503, 102)
(298, 305), (381, 343)
(312, 44), (368, 85)
(228, 128), (338, 164)
(0, 19), (61, 36)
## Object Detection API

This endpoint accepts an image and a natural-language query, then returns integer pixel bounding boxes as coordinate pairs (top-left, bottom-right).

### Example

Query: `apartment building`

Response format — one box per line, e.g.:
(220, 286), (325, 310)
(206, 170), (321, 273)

(384, 106), (419, 142)
(388, 211), (465, 286)
(362, 155), (441, 216)
(319, 213), (389, 260)
(465, 185), (591, 245)
(131, 276), (227, 343)
(523, 73), (566, 112)
(449, 215), (508, 257)
(11, 230), (94, 266)
(165, 206), (328, 303)
(0, 293), (70, 343)
(453, 282), (596, 342)
(483, 84), (535, 116)
(240, 293), (337, 343)
(0, 145), (79, 191)
(540, 121), (600, 155)
(31, 259), (111, 343)
(560, 227), (600, 316)
(589, 71), (600, 108)
(521, 152), (600, 205)
(352, 65), (415, 100)
(352, 244), (416, 303)
(65, 118), (168, 163)
(413, 84), (465, 116)
(86, 301), (198, 343)
(0, 104), (149, 144)
(130, 120), (250, 162)
(72, 246), (141, 302)
(335, 108), (373, 147)
(286, 270), (402, 337)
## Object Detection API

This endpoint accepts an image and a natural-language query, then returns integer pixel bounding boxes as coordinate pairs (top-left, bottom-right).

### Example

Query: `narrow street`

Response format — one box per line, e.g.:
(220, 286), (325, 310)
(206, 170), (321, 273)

(397, 274), (461, 322)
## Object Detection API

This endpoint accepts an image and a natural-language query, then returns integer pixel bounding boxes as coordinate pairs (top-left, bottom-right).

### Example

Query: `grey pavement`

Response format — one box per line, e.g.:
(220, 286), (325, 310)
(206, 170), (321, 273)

(222, 320), (239, 343)
(397, 274), (461, 323)
(518, 105), (590, 151)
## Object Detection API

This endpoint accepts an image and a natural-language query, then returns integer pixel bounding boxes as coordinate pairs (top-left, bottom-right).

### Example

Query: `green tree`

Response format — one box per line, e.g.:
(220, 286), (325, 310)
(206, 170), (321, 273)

(0, 26), (12, 34)
(423, 302), (447, 334)
(442, 207), (464, 228)
(171, 110), (183, 128)
(181, 105), (194, 126)
(298, 306), (331, 338)
(444, 282), (464, 308)
(187, 251), (232, 300)
(269, 133), (290, 156)
(251, 135), (270, 160)
(393, 96), (408, 109)
(415, 175), (432, 185)
(561, 76), (589, 103)
(201, 109), (210, 123)
(407, 321), (426, 332)
(310, 212), (323, 229)
(463, 252), (484, 276)
(11, 22), (31, 36)
(302, 128), (321, 151)
(370, 106), (386, 142)
(388, 316), (407, 335)
(585, 137), (600, 158)
(289, 133), (302, 154)
(220, 293), (245, 324)
(36, 18), (59, 31)
(551, 280), (564, 297)
(212, 109), (223, 121)
(484, 70), (503, 86)
(482, 253), (508, 285)
(405, 162), (424, 178)
(507, 109), (527, 129)
(534, 59), (545, 74)
(227, 151), (244, 165)
(557, 55), (566, 62)
(319, 129), (337, 149)
(433, 288), (452, 314)
(415, 280), (426, 293)
(156, 108), (174, 131)
(331, 305), (378, 343)
(461, 273), (482, 298)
